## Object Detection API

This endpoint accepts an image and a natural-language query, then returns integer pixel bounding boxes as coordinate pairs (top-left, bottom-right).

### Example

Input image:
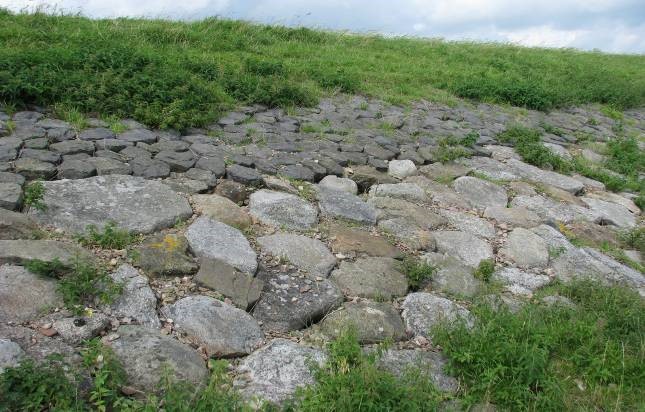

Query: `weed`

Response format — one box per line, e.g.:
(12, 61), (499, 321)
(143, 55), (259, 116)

(600, 105), (624, 121)
(24, 257), (66, 278)
(103, 115), (127, 134)
(497, 126), (570, 172)
(292, 328), (444, 411)
(400, 257), (435, 291)
(604, 136), (643, 177)
(433, 281), (644, 410)
(473, 259), (495, 282)
(619, 227), (644, 254)
(54, 104), (88, 130)
(539, 121), (563, 136)
(81, 339), (132, 412)
(23, 180), (46, 211)
(0, 355), (85, 411)
(75, 222), (135, 249)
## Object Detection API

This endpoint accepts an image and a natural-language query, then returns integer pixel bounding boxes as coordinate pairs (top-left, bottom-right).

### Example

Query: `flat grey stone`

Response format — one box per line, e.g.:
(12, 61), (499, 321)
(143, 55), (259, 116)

(195, 156), (226, 177)
(84, 157), (131, 175)
(185, 168), (218, 187)
(253, 264), (343, 332)
(459, 156), (519, 180)
(0, 183), (22, 210)
(318, 175), (358, 194)
(117, 129), (158, 144)
(257, 234), (336, 276)
(57, 159), (96, 179)
(0, 172), (25, 186)
(369, 196), (447, 229)
(28, 175), (193, 234)
(0, 239), (92, 266)
(185, 216), (257, 275)
(318, 187), (377, 224)
(368, 183), (426, 202)
(20, 149), (61, 164)
(192, 193), (251, 228)
(0, 265), (61, 323)
(511, 195), (597, 224)
(130, 157), (170, 178)
(49, 140), (95, 155)
(388, 159), (417, 179)
(330, 257), (408, 299)
(423, 252), (483, 297)
(162, 295), (263, 357)
(483, 206), (542, 228)
(580, 197), (636, 228)
(110, 325), (208, 392)
(378, 217), (435, 250)
(432, 230), (494, 268)
(249, 190), (318, 230)
(78, 127), (115, 141)
(194, 258), (264, 310)
(0, 339), (25, 373)
(492, 267), (551, 296)
(162, 177), (208, 194)
(226, 164), (263, 186)
(0, 209), (40, 239)
(133, 233), (197, 277)
(438, 209), (495, 239)
(235, 339), (326, 404)
(53, 314), (110, 344)
(155, 150), (196, 172)
(506, 158), (584, 194)
(14, 158), (57, 180)
(375, 349), (458, 393)
(319, 301), (406, 343)
(500, 228), (549, 268)
(402, 292), (474, 338)
(104, 264), (160, 328)
(453, 176), (507, 210)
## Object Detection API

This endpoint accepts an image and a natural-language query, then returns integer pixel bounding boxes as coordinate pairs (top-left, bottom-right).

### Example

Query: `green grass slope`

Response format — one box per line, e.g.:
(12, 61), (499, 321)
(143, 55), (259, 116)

(1, 9), (644, 130)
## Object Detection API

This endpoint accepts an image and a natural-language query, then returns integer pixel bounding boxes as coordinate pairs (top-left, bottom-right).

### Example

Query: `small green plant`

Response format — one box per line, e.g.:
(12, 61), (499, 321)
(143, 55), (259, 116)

(619, 227), (644, 254)
(600, 105), (624, 121)
(75, 222), (135, 249)
(81, 339), (132, 412)
(23, 180), (46, 211)
(55, 104), (88, 130)
(433, 280), (645, 410)
(539, 121), (564, 136)
(104, 115), (127, 134)
(0, 355), (85, 411)
(24, 257), (67, 278)
(497, 126), (571, 172)
(473, 259), (495, 282)
(400, 257), (435, 291)
(292, 328), (444, 411)
(604, 136), (643, 177)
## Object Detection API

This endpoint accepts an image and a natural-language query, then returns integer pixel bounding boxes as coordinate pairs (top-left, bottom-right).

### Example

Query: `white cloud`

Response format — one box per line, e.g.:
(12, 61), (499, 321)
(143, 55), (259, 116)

(498, 25), (586, 48)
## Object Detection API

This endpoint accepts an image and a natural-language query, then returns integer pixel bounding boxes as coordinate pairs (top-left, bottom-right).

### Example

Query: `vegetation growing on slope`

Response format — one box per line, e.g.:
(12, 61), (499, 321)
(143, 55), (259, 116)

(1, 9), (644, 129)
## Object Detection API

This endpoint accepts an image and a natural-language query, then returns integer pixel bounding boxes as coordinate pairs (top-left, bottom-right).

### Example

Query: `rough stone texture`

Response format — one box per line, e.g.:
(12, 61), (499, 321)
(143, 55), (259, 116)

(0, 338), (25, 373)
(104, 264), (160, 328)
(318, 175), (358, 194)
(130, 157), (170, 179)
(110, 325), (208, 392)
(0, 239), (92, 266)
(53, 314), (111, 344)
(319, 301), (406, 343)
(194, 258), (264, 310)
(235, 339), (326, 404)
(318, 187), (377, 224)
(28, 175), (193, 234)
(249, 190), (318, 230)
(369, 196), (446, 229)
(419, 162), (472, 182)
(402, 293), (474, 338)
(368, 183), (426, 202)
(580, 197), (636, 228)
(227, 164), (263, 186)
(0, 264), (61, 323)
(327, 223), (400, 258)
(351, 165), (397, 191)
(192, 193), (252, 228)
(162, 295), (263, 357)
(483, 206), (542, 228)
(439, 209), (495, 239)
(0, 209), (41, 239)
(0, 183), (22, 210)
(133, 233), (197, 277)
(432, 231), (494, 268)
(506, 158), (584, 194)
(253, 266), (343, 332)
(492, 267), (552, 296)
(84, 157), (131, 176)
(155, 150), (196, 172)
(117, 129), (158, 144)
(330, 257), (408, 299)
(585, 191), (640, 215)
(500, 228), (550, 268)
(375, 349), (458, 393)
(257, 234), (336, 276)
(423, 252), (482, 297)
(388, 159), (417, 179)
(378, 217), (435, 251)
(452, 176), (507, 210)
(511, 195), (596, 224)
(215, 179), (248, 204)
(57, 159), (96, 179)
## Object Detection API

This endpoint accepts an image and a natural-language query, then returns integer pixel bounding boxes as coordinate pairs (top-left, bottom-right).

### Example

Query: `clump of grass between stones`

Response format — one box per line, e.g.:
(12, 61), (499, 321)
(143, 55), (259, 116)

(75, 222), (136, 250)
(23, 180), (46, 211)
(473, 259), (495, 282)
(400, 257), (435, 291)
(25, 257), (122, 315)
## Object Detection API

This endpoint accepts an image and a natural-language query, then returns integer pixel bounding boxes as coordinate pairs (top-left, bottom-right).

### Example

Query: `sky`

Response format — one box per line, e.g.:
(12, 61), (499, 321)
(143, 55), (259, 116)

(2, 0), (644, 53)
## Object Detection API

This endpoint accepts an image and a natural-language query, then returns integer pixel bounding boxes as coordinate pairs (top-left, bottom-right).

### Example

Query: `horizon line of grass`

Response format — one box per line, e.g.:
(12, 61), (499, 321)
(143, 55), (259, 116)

(1, 8), (644, 130)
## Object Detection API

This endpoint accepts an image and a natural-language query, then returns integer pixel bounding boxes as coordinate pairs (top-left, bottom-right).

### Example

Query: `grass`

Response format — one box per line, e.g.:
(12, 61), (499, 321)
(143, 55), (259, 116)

(433, 281), (644, 411)
(473, 259), (495, 282)
(289, 329), (445, 411)
(399, 257), (435, 291)
(25, 257), (122, 314)
(74, 221), (136, 249)
(22, 180), (46, 211)
(1, 10), (644, 130)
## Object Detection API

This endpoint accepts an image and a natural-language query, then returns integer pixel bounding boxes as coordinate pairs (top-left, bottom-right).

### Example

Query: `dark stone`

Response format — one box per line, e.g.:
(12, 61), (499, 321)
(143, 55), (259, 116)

(226, 165), (263, 186)
(278, 165), (315, 182)
(78, 128), (115, 141)
(195, 157), (226, 177)
(20, 149), (61, 164)
(57, 160), (97, 179)
(215, 179), (248, 204)
(155, 150), (196, 172)
(23, 138), (49, 150)
(49, 140), (95, 155)
(117, 129), (158, 144)
(130, 157), (170, 178)
(95, 139), (132, 152)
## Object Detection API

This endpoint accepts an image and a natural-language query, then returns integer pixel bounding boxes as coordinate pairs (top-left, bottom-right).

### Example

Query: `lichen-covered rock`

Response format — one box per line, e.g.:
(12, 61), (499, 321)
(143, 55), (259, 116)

(330, 257), (408, 299)
(133, 233), (197, 277)
(257, 234), (336, 276)
(402, 292), (474, 338)
(249, 190), (318, 230)
(319, 301), (406, 343)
